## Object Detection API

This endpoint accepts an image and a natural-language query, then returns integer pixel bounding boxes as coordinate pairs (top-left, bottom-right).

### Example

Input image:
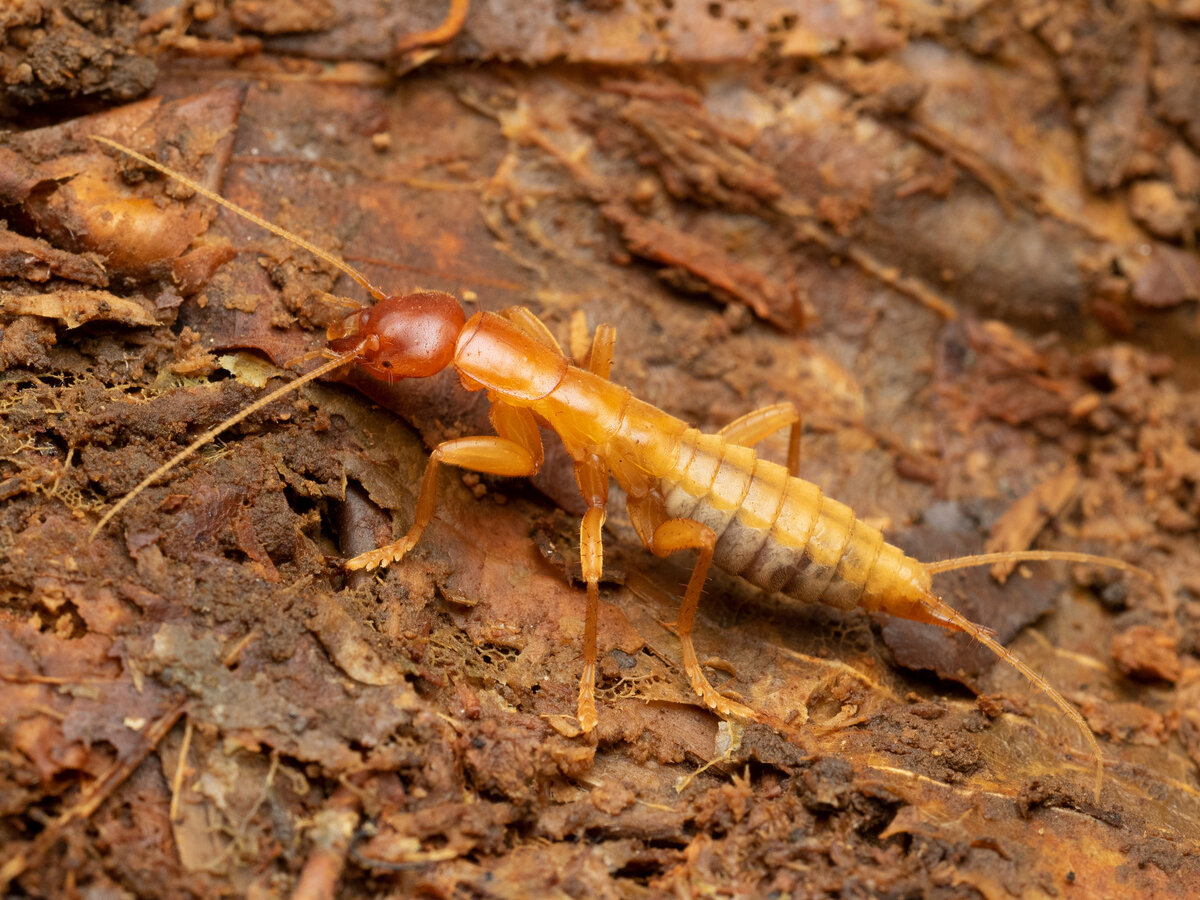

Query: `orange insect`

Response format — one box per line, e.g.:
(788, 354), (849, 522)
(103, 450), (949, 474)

(90, 136), (1152, 799)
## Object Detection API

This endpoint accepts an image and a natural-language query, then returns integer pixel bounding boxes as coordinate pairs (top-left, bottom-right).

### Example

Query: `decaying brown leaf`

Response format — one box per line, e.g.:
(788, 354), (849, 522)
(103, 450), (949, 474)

(2, 2), (1198, 897)
(0, 290), (156, 328)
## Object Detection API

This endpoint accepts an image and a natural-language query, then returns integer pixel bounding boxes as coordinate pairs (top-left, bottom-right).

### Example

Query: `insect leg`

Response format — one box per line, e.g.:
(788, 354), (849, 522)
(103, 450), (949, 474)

(717, 403), (802, 477)
(650, 518), (759, 721)
(566, 309), (616, 377)
(506, 307), (615, 378)
(583, 323), (615, 379)
(501, 307), (566, 355)
(559, 313), (622, 729)
(345, 404), (543, 571)
(574, 452), (610, 732)
(625, 485), (668, 549)
(489, 403), (545, 469)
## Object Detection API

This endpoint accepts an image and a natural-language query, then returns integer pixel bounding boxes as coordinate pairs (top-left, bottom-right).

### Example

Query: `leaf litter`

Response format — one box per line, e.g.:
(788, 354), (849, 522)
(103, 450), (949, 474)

(2, 3), (1199, 896)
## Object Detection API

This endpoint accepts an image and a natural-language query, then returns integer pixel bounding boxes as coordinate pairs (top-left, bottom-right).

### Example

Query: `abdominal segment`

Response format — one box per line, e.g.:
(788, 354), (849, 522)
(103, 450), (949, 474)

(658, 433), (901, 612)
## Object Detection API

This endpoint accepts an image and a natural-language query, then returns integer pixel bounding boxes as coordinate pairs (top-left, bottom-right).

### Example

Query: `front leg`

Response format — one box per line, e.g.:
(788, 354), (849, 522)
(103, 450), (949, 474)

(346, 405), (543, 571)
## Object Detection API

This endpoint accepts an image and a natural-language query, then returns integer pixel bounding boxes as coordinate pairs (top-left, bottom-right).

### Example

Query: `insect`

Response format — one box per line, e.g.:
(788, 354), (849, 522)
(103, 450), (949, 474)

(89, 135), (1153, 799)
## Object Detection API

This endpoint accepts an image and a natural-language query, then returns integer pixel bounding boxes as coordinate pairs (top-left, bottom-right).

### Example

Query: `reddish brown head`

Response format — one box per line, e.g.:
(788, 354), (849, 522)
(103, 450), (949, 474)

(327, 290), (466, 381)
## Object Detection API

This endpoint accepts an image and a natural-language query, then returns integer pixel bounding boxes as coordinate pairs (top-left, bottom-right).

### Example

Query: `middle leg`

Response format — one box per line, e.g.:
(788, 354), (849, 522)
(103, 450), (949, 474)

(574, 452), (609, 732)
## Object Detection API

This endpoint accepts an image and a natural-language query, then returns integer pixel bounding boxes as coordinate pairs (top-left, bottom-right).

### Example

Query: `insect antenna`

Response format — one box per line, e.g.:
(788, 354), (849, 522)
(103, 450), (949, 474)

(87, 134), (399, 538)
(89, 345), (366, 540)
(89, 135), (389, 303)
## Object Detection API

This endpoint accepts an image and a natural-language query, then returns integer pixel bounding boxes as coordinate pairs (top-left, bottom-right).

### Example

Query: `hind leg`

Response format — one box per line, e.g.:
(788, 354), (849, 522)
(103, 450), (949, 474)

(718, 403), (802, 476)
(649, 519), (759, 721)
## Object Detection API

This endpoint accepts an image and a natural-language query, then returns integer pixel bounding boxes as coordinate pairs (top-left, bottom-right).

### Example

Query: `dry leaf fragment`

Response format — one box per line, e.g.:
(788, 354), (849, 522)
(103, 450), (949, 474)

(985, 464), (1081, 582)
(0, 290), (156, 328)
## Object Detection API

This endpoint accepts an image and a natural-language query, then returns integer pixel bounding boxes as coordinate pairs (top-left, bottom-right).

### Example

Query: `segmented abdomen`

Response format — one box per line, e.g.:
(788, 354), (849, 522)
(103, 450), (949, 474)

(660, 429), (924, 611)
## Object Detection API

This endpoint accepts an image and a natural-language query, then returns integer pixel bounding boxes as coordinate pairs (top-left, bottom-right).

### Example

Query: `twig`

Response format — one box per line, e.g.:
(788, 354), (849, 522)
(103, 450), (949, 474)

(0, 698), (187, 891)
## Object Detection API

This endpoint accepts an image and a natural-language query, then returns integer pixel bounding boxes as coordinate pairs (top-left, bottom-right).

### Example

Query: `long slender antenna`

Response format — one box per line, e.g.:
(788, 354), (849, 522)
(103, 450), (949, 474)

(89, 347), (364, 539)
(90, 134), (389, 302)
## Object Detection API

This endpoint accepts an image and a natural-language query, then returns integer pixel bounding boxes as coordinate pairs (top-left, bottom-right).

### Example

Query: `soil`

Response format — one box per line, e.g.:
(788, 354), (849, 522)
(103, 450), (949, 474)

(2, 2), (1198, 897)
